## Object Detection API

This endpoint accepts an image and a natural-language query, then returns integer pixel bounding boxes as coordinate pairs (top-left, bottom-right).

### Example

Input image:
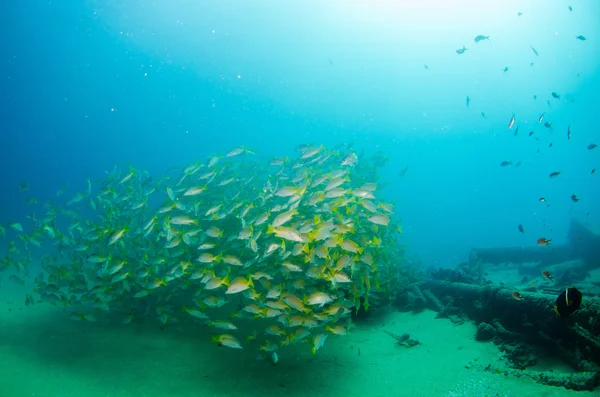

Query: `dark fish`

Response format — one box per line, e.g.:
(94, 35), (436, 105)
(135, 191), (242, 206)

(567, 125), (571, 140)
(588, 143), (597, 150)
(576, 35), (586, 41)
(398, 165), (410, 177)
(539, 197), (546, 202)
(530, 45), (539, 56)
(534, 95), (538, 100)
(571, 194), (580, 202)
(538, 238), (551, 246)
(528, 131), (534, 136)
(544, 122), (552, 129)
(19, 182), (29, 191)
(530, 62), (535, 67)
(514, 126), (519, 136)
(512, 291), (523, 301)
(517, 12), (523, 16)
(500, 161), (512, 167)
(542, 270), (553, 280)
(456, 46), (467, 55)
(424, 64), (429, 70)
(554, 287), (582, 318)
(466, 96), (470, 107)
(549, 143), (553, 148)
(568, 5), (572, 11)
(551, 92), (560, 99)
(481, 112), (487, 118)
(592, 169), (596, 175)
(518, 224), (524, 233)
(549, 171), (561, 178)
(474, 35), (490, 43)
(25, 294), (35, 306)
(503, 66), (509, 73)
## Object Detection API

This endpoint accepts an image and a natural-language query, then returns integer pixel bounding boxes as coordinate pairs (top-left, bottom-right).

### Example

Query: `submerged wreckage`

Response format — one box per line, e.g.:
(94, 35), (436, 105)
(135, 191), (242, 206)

(398, 218), (600, 391)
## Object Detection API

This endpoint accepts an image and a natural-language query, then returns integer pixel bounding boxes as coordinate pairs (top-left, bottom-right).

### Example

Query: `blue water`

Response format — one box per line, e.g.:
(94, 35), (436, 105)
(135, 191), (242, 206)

(1, 0), (599, 267)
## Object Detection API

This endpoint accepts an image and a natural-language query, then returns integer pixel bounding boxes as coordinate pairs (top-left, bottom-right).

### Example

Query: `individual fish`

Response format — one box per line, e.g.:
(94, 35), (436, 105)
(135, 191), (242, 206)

(474, 35), (489, 43)
(481, 112), (487, 118)
(311, 333), (328, 355)
(549, 171), (561, 178)
(508, 114), (515, 129)
(341, 152), (358, 167)
(576, 35), (586, 41)
(571, 194), (580, 203)
(538, 113), (545, 123)
(211, 334), (242, 349)
(466, 96), (470, 107)
(424, 64), (429, 70)
(542, 270), (553, 280)
(512, 291), (523, 301)
(500, 161), (512, 167)
(503, 66), (509, 73)
(108, 227), (128, 246)
(456, 46), (467, 55)
(530, 45), (539, 56)
(567, 125), (571, 140)
(368, 214), (390, 226)
(518, 224), (524, 233)
(528, 280), (538, 288)
(398, 165), (410, 177)
(544, 122), (552, 129)
(551, 92), (560, 99)
(537, 238), (552, 246)
(553, 287), (582, 318)
(588, 143), (597, 150)
(592, 169), (596, 175)
(517, 12), (523, 16)
(514, 125), (519, 136)
(528, 131), (534, 136)
(19, 182), (29, 191)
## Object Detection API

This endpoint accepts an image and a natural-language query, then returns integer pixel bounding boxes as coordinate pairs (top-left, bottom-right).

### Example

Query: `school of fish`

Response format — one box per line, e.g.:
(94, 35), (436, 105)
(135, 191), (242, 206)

(0, 144), (403, 356)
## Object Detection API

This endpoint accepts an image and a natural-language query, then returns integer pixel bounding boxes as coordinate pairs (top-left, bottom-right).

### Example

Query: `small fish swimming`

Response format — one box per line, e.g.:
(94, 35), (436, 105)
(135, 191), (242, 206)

(567, 125), (571, 140)
(508, 114), (515, 129)
(571, 194), (580, 203)
(474, 35), (490, 43)
(542, 270), (553, 281)
(518, 224), (524, 233)
(592, 169), (596, 175)
(537, 238), (552, 246)
(544, 122), (552, 129)
(549, 171), (561, 178)
(576, 35), (586, 41)
(512, 291), (523, 301)
(587, 143), (597, 150)
(551, 92), (560, 99)
(503, 66), (509, 73)
(466, 96), (470, 107)
(538, 112), (545, 123)
(456, 46), (467, 55)
(500, 161), (512, 167)
(530, 45), (539, 56)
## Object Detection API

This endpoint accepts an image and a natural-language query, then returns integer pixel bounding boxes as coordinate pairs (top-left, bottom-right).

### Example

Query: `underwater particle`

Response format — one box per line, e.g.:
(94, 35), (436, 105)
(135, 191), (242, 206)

(474, 35), (489, 43)
(554, 287), (582, 318)
(512, 291), (523, 301)
(571, 194), (580, 203)
(537, 238), (552, 246)
(576, 35), (586, 41)
(456, 46), (467, 55)
(587, 143), (597, 150)
(500, 161), (512, 167)
(518, 224), (524, 233)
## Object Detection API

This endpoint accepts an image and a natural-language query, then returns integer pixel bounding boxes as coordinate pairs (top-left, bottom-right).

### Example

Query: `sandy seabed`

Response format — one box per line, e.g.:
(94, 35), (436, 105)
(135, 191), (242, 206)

(0, 283), (593, 397)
